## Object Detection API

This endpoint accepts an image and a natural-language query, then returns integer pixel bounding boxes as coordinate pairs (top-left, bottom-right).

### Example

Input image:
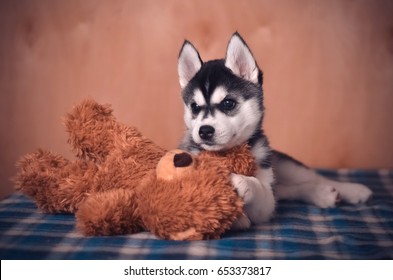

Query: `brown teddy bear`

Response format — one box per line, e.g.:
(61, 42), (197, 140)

(13, 100), (256, 240)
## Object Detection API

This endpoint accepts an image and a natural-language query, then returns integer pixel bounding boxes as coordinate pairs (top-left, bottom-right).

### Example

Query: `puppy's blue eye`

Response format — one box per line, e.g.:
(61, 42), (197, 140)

(191, 103), (201, 114)
(220, 99), (237, 111)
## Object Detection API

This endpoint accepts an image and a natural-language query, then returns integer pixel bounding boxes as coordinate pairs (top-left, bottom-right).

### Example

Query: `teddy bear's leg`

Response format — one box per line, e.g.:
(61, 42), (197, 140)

(64, 99), (117, 163)
(75, 189), (143, 236)
(14, 149), (97, 213)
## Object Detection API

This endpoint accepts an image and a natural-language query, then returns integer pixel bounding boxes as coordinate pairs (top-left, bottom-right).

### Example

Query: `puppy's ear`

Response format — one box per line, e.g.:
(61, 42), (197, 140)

(178, 40), (203, 89)
(225, 32), (261, 84)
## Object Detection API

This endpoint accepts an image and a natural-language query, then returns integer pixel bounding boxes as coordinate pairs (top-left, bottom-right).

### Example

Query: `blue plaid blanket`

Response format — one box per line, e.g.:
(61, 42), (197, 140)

(1, 169), (392, 260)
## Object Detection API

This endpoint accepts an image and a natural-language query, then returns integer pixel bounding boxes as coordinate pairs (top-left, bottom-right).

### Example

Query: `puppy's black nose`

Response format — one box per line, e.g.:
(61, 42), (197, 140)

(174, 152), (193, 168)
(199, 125), (215, 140)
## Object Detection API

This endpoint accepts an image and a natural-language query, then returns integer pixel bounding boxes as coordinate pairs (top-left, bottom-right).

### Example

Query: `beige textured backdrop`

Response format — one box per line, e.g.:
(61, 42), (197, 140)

(1, 0), (393, 198)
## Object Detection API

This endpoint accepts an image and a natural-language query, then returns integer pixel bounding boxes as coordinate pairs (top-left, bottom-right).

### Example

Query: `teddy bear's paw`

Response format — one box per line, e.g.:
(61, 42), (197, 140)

(16, 149), (69, 174)
(13, 150), (69, 200)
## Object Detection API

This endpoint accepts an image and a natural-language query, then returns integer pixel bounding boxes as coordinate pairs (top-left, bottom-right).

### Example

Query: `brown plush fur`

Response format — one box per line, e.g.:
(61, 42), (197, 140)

(13, 99), (256, 240)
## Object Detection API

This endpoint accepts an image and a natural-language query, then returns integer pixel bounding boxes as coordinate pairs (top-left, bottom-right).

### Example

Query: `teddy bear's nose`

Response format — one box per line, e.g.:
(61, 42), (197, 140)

(173, 152), (193, 168)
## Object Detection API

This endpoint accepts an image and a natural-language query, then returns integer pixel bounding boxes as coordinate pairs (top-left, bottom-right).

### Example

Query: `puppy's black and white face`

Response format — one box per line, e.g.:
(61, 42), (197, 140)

(178, 33), (264, 151)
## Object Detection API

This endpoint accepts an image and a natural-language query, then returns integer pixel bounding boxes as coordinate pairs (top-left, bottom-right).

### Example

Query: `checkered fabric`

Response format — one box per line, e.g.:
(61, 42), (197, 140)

(1, 169), (392, 259)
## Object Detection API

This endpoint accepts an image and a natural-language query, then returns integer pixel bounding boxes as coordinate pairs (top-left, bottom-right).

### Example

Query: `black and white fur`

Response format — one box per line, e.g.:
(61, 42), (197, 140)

(178, 32), (372, 229)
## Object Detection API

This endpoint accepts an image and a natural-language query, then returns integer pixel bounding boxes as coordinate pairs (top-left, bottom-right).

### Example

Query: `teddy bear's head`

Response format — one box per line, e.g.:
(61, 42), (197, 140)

(138, 148), (251, 240)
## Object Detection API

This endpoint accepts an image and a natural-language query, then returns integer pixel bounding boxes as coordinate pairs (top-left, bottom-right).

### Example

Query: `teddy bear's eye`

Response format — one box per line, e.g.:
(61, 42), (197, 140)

(191, 103), (201, 115)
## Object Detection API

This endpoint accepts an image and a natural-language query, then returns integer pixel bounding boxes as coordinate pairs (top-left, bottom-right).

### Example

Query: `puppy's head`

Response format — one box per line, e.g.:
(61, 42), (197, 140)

(178, 32), (264, 151)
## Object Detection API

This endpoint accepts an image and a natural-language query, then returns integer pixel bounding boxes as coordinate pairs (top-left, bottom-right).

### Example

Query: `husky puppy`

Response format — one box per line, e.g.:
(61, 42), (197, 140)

(177, 32), (372, 229)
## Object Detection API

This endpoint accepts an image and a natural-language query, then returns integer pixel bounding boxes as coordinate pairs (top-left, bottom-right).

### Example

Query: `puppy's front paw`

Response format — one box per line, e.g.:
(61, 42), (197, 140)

(336, 183), (372, 204)
(311, 184), (340, 208)
(231, 214), (251, 231)
(230, 174), (258, 204)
